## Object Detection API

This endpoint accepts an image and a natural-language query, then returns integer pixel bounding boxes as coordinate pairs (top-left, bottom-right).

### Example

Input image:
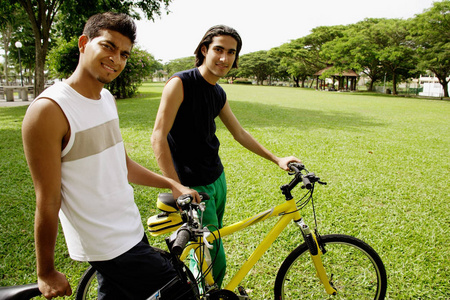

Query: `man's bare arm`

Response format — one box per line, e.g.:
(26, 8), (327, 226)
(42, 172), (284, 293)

(22, 99), (72, 298)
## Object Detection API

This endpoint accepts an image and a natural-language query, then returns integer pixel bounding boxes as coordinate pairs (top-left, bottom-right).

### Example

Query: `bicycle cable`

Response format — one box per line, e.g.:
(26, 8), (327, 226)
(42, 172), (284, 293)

(194, 207), (222, 289)
(294, 183), (319, 230)
(309, 183), (319, 230)
(278, 187), (313, 216)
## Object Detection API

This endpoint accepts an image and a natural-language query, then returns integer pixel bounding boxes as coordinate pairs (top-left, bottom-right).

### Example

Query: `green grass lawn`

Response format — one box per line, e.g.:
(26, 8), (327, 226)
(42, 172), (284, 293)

(1, 82), (449, 299)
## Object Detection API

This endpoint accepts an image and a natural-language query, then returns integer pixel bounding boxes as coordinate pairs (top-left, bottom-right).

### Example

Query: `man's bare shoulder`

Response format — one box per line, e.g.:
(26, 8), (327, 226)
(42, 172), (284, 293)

(23, 98), (68, 135)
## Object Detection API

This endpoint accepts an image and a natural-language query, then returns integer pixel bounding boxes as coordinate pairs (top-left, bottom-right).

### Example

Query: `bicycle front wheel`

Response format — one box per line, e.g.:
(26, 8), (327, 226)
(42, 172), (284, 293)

(274, 234), (387, 300)
(75, 265), (97, 300)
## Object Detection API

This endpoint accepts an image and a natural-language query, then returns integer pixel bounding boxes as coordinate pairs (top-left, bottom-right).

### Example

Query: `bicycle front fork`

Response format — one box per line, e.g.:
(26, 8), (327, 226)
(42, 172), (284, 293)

(296, 218), (337, 295)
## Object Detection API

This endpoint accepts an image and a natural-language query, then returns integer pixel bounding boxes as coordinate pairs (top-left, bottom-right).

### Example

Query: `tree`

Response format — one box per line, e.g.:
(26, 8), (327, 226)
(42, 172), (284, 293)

(411, 0), (450, 97)
(270, 26), (345, 88)
(305, 25), (346, 67)
(3, 0), (172, 96)
(270, 38), (319, 87)
(164, 56), (195, 77)
(322, 19), (385, 91)
(0, 1), (26, 85)
(373, 19), (417, 95)
(107, 47), (161, 98)
(9, 12), (36, 85)
(226, 67), (239, 82)
(238, 50), (278, 85)
(47, 35), (79, 79)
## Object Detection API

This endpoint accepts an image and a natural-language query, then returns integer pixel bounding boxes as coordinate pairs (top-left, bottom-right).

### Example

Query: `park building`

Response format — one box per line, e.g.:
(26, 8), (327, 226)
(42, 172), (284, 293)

(418, 75), (450, 98)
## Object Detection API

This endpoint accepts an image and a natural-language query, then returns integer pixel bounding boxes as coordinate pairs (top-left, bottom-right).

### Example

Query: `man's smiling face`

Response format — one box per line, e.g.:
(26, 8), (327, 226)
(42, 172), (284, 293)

(199, 35), (237, 84)
(80, 29), (132, 84)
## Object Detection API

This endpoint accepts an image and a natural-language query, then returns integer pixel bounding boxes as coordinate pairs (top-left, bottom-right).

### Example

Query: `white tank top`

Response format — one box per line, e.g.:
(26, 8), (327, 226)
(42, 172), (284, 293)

(33, 82), (144, 261)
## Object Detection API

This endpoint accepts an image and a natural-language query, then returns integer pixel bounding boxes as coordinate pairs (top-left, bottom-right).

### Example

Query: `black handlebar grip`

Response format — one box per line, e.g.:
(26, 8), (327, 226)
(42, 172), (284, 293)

(172, 228), (191, 255)
(302, 176), (312, 190)
(199, 192), (210, 201)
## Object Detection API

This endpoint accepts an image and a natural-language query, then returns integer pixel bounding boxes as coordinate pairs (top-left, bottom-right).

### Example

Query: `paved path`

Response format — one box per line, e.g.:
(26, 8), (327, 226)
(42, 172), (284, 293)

(0, 97), (32, 107)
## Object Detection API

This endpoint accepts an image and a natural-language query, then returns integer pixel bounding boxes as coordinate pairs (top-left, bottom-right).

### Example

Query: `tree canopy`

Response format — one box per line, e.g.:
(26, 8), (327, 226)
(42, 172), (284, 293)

(1, 0), (172, 96)
(229, 1), (449, 96)
(1, 0), (448, 97)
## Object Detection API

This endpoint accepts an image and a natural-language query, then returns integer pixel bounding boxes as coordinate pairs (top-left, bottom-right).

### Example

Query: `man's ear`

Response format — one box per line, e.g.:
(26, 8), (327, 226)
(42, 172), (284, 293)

(201, 44), (208, 57)
(79, 35), (89, 53)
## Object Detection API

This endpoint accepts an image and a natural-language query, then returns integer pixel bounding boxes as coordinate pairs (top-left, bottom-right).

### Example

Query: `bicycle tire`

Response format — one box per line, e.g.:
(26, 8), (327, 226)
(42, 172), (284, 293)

(75, 265), (97, 300)
(274, 234), (387, 300)
(75, 249), (199, 300)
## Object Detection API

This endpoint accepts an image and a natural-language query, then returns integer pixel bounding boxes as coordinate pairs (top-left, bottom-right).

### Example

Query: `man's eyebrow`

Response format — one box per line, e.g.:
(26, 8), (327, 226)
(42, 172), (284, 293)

(213, 45), (236, 52)
(104, 40), (117, 49)
(105, 40), (131, 56)
(122, 49), (131, 57)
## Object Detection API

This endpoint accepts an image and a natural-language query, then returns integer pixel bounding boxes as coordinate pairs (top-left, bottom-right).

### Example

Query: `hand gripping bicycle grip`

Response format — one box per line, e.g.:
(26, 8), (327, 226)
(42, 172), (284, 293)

(172, 227), (191, 255)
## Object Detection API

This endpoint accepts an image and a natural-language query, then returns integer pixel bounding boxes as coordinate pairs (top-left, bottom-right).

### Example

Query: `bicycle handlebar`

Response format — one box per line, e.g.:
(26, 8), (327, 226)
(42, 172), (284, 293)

(171, 225), (191, 255)
(0, 283), (41, 300)
(302, 176), (312, 190)
(167, 164), (325, 255)
(288, 162), (305, 173)
(281, 163), (326, 200)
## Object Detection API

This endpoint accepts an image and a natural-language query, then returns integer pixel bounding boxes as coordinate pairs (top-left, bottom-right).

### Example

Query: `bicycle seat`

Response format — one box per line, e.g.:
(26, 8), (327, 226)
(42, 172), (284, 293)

(0, 283), (41, 300)
(157, 193), (178, 213)
(149, 194), (183, 236)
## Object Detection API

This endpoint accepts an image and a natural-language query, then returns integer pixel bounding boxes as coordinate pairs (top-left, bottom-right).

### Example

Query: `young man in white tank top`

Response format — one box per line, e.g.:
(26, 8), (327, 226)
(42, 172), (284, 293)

(22, 12), (200, 299)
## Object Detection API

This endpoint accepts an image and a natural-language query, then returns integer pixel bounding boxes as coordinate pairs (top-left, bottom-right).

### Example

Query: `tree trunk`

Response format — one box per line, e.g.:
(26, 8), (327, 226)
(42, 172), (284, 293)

(1, 26), (12, 86)
(436, 75), (449, 98)
(293, 76), (299, 87)
(440, 78), (449, 98)
(392, 71), (397, 95)
(19, 0), (54, 96)
(368, 80), (374, 91)
(34, 42), (46, 96)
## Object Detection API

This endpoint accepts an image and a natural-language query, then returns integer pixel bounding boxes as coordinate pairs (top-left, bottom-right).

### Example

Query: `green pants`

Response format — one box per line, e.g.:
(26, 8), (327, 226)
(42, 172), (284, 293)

(190, 171), (227, 288)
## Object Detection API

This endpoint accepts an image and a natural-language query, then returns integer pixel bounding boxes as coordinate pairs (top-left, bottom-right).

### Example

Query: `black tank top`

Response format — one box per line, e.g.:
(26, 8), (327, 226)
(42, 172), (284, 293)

(168, 68), (226, 186)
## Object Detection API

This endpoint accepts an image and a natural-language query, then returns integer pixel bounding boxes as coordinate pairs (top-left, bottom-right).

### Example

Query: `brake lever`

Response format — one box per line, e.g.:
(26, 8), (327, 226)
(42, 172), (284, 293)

(202, 229), (214, 249)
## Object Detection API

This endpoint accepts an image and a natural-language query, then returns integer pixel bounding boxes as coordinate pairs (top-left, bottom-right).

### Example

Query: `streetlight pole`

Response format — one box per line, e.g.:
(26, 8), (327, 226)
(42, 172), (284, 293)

(15, 41), (23, 87)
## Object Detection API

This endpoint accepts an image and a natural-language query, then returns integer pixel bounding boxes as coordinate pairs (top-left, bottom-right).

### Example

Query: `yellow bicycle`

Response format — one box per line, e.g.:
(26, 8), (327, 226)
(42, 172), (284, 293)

(77, 163), (387, 299)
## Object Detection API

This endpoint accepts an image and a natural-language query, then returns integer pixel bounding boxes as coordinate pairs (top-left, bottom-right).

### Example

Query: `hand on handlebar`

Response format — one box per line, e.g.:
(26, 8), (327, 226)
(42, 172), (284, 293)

(172, 185), (201, 204)
(38, 270), (72, 299)
(277, 156), (302, 171)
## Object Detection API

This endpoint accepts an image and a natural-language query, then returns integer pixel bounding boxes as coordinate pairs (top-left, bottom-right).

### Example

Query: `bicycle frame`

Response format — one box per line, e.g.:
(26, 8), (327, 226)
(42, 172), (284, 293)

(180, 197), (337, 295)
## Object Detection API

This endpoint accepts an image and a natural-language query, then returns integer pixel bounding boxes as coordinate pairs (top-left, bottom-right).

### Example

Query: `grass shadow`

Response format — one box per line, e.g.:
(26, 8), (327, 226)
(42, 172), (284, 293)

(228, 100), (385, 132)
(116, 98), (385, 133)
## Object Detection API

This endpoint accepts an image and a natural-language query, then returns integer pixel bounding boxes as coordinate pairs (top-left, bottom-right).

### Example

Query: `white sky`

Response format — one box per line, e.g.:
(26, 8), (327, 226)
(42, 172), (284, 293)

(136, 0), (437, 63)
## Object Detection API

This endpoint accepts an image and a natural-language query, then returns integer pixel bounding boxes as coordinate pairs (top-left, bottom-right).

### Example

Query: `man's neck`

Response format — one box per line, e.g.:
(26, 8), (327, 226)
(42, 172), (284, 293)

(65, 70), (104, 100)
(198, 65), (219, 85)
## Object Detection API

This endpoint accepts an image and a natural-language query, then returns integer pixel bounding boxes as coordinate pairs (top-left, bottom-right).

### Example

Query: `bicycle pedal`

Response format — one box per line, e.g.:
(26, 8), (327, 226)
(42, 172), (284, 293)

(237, 286), (250, 298)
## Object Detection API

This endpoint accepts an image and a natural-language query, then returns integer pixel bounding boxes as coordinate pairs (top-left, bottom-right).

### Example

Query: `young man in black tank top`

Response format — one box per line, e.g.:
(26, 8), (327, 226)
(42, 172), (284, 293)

(151, 25), (301, 287)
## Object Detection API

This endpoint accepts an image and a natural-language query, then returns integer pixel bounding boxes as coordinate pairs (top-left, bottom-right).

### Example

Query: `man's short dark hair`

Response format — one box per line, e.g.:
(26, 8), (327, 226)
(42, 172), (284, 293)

(194, 25), (242, 68)
(83, 12), (137, 44)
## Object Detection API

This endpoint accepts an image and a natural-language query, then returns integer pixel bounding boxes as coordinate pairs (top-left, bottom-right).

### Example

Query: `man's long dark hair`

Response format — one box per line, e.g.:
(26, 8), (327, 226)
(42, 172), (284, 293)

(194, 25), (242, 68)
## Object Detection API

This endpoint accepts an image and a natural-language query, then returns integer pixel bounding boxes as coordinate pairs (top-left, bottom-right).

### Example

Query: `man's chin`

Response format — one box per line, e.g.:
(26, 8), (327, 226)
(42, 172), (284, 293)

(215, 68), (231, 78)
(97, 76), (114, 84)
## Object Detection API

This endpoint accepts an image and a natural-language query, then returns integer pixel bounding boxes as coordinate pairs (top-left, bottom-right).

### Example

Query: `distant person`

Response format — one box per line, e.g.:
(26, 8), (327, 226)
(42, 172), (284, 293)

(22, 12), (200, 299)
(151, 24), (301, 287)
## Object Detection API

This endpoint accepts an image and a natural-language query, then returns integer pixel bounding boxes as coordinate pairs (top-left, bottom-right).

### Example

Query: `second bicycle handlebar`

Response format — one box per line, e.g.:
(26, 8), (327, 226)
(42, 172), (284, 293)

(167, 164), (325, 256)
(171, 225), (191, 255)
